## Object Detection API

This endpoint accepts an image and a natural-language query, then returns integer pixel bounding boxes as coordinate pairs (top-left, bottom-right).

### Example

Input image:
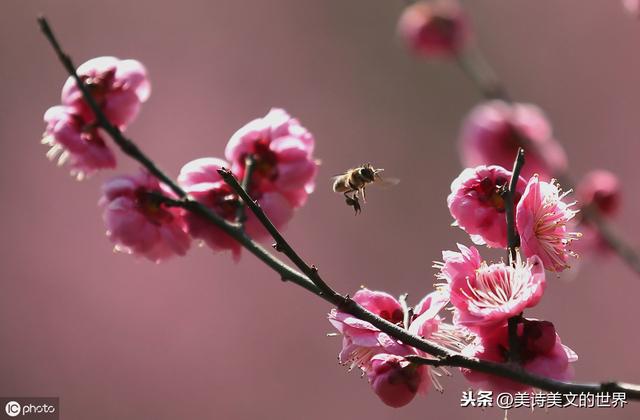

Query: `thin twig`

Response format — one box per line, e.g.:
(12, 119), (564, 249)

(218, 167), (338, 299)
(38, 15), (640, 401)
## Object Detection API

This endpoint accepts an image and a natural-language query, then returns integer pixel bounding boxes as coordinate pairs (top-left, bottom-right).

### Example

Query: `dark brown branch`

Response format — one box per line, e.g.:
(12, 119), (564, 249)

(503, 147), (525, 263)
(502, 149), (525, 364)
(405, 354), (640, 398)
(39, 15), (640, 402)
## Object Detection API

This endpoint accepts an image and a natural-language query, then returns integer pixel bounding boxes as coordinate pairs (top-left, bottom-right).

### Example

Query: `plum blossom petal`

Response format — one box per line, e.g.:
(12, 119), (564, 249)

(42, 105), (116, 179)
(435, 244), (482, 288)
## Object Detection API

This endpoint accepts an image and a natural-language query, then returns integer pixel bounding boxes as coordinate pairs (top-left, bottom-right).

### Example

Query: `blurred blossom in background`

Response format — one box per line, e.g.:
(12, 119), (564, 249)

(1, 1), (640, 419)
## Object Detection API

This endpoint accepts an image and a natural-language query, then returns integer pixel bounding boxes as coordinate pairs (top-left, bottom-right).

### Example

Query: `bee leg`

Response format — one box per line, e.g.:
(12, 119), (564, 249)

(361, 187), (367, 203)
(344, 192), (361, 215)
(351, 196), (361, 215)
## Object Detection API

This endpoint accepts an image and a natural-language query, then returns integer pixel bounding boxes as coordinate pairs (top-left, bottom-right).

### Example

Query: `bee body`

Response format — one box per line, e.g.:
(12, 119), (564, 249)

(331, 163), (396, 214)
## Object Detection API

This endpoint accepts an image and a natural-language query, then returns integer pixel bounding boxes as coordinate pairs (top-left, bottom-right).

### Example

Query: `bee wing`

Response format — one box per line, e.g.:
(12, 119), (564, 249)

(373, 176), (400, 189)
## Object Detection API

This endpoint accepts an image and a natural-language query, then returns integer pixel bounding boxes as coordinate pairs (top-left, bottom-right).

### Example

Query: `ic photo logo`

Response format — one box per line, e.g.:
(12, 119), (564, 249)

(4, 402), (20, 417)
(1, 398), (58, 419)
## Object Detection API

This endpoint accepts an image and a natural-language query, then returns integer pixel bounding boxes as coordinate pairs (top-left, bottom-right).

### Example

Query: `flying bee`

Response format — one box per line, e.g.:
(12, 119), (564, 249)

(331, 163), (398, 214)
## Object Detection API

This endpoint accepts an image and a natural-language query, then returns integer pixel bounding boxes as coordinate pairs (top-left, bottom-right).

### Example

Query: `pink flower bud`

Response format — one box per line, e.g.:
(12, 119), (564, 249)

(448, 165), (526, 248)
(225, 108), (318, 208)
(576, 170), (621, 217)
(367, 354), (428, 408)
(42, 105), (116, 179)
(623, 0), (640, 18)
(570, 170), (620, 258)
(459, 100), (568, 180)
(61, 56), (151, 128)
(397, 0), (469, 57)
(100, 170), (191, 262)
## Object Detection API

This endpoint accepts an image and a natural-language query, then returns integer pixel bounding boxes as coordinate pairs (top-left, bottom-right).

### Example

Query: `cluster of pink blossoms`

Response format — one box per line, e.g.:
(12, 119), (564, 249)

(42, 57), (150, 179)
(329, 175), (580, 407)
(325, 2), (609, 406)
(42, 58), (318, 262)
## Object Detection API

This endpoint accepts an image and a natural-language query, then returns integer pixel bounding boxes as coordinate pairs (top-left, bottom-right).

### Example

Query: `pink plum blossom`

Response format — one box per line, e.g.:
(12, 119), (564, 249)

(224, 108), (318, 208)
(42, 105), (116, 179)
(62, 56), (151, 128)
(177, 157), (294, 258)
(100, 170), (191, 262)
(397, 0), (469, 57)
(459, 100), (568, 180)
(437, 245), (545, 331)
(367, 353), (429, 408)
(516, 175), (580, 272)
(328, 289), (410, 370)
(329, 288), (466, 403)
(447, 165), (526, 248)
(461, 319), (577, 393)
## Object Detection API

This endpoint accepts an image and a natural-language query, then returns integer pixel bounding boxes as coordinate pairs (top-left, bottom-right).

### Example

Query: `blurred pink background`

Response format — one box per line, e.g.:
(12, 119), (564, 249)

(1, 1), (640, 419)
